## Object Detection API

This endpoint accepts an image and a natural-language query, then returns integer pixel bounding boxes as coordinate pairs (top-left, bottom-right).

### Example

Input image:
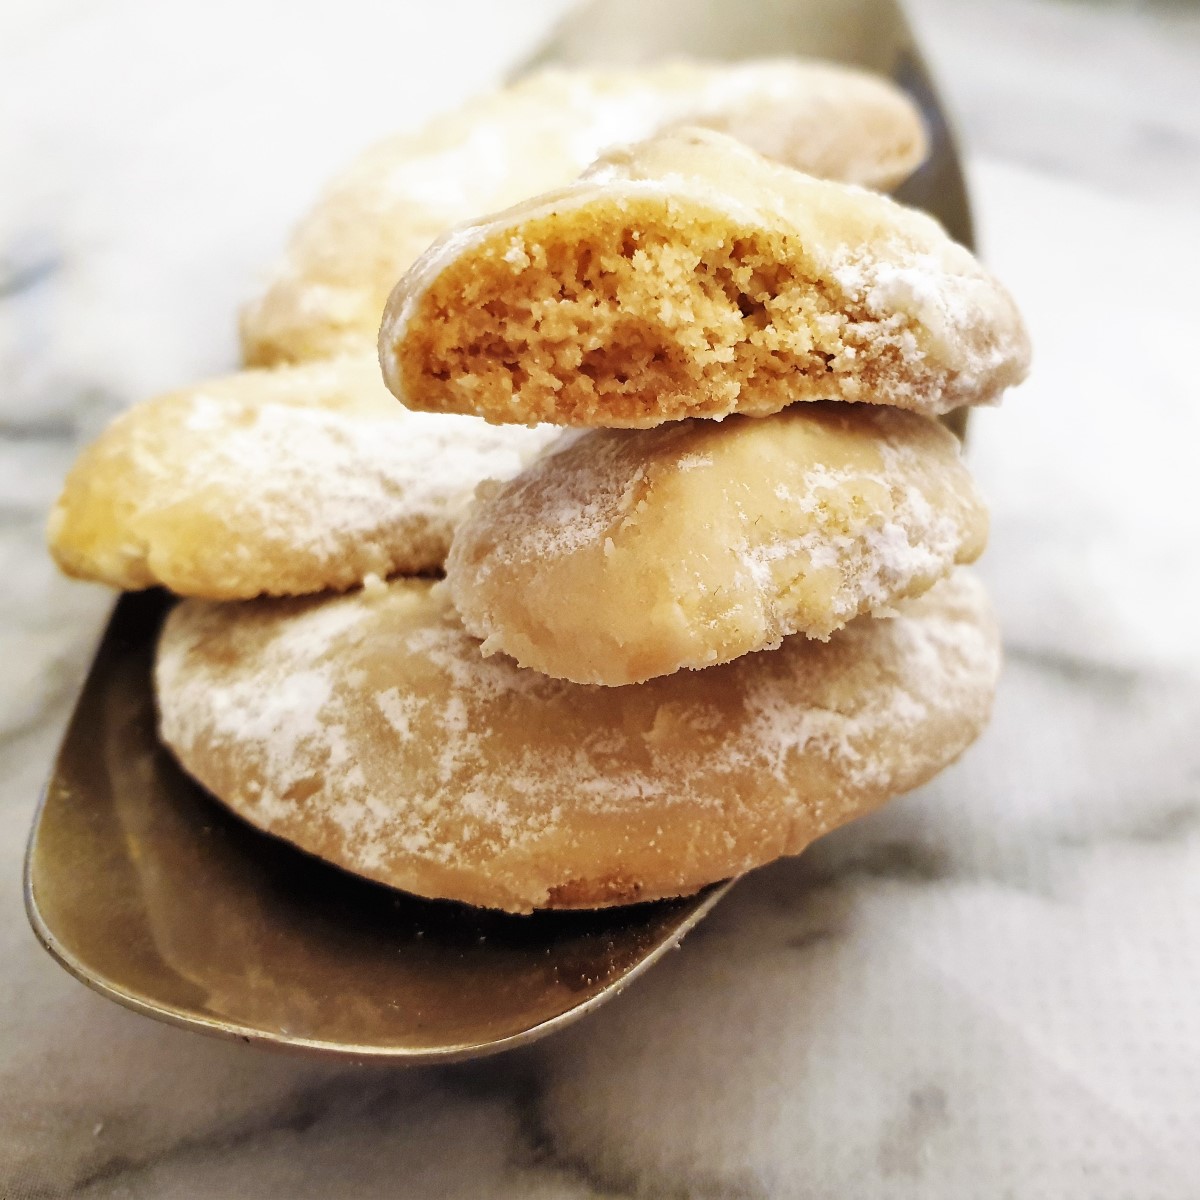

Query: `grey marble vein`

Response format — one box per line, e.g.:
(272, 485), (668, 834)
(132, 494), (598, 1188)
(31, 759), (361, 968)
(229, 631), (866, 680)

(0, 253), (60, 300)
(1003, 642), (1146, 698)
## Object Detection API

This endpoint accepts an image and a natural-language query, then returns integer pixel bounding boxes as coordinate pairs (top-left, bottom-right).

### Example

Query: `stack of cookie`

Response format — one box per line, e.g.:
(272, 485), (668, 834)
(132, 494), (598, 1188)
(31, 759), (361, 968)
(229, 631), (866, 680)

(48, 61), (1028, 914)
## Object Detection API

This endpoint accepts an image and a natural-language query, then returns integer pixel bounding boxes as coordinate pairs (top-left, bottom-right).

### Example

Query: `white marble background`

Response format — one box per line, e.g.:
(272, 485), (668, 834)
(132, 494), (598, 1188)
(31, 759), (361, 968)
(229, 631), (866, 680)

(3, 0), (1200, 1196)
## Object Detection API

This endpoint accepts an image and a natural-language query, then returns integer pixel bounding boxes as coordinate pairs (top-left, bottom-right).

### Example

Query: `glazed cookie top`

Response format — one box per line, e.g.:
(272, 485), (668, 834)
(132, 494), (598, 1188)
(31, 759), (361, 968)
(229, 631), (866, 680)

(48, 356), (557, 599)
(447, 403), (987, 686)
(241, 60), (927, 366)
(156, 570), (1000, 913)
(380, 128), (1030, 428)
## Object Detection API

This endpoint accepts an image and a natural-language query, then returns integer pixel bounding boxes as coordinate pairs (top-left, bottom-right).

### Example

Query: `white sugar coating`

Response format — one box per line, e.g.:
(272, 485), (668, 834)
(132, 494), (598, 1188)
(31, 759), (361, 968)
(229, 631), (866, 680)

(446, 404), (989, 687)
(155, 569), (1001, 913)
(745, 451), (964, 614)
(828, 240), (1025, 408)
(159, 390), (552, 553)
(244, 58), (929, 365)
(47, 355), (560, 598)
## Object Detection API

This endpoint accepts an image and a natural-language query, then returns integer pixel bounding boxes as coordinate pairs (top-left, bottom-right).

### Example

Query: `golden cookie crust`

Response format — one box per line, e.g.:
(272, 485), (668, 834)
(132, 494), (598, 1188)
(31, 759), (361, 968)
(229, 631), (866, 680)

(155, 570), (1000, 913)
(447, 404), (987, 685)
(48, 356), (556, 599)
(380, 128), (1029, 428)
(241, 60), (927, 366)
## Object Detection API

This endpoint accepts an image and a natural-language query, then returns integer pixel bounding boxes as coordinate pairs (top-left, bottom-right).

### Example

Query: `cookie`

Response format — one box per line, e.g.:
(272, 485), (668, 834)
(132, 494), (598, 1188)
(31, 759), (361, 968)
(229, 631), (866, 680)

(380, 128), (1029, 428)
(48, 356), (557, 599)
(447, 404), (986, 686)
(241, 60), (927, 366)
(156, 570), (1000, 913)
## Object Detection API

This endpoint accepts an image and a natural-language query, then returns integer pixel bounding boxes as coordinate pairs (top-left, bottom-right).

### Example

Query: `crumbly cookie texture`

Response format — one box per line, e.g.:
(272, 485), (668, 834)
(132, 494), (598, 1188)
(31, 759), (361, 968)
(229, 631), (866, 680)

(47, 356), (557, 599)
(381, 128), (1030, 428)
(241, 60), (926, 366)
(447, 404), (986, 686)
(156, 570), (1000, 913)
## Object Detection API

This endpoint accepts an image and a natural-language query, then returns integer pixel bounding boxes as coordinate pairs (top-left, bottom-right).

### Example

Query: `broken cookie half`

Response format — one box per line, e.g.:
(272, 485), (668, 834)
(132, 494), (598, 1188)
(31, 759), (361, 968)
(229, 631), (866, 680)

(379, 128), (1030, 429)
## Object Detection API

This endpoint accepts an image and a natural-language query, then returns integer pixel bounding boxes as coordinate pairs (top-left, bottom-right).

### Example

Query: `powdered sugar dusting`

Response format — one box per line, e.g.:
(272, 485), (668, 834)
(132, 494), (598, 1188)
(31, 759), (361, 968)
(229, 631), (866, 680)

(453, 428), (644, 571)
(156, 571), (1000, 910)
(75, 356), (559, 595)
(171, 399), (549, 551)
(829, 237), (1031, 408)
(729, 412), (984, 638)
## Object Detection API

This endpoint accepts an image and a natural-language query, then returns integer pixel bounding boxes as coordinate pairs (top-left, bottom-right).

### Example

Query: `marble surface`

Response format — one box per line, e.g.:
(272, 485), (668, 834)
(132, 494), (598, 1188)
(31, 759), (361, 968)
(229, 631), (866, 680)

(3, 0), (1200, 1195)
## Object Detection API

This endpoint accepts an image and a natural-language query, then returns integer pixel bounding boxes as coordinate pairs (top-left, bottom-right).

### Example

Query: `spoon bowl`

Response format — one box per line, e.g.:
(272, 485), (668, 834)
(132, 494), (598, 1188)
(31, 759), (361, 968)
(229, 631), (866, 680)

(25, 590), (734, 1061)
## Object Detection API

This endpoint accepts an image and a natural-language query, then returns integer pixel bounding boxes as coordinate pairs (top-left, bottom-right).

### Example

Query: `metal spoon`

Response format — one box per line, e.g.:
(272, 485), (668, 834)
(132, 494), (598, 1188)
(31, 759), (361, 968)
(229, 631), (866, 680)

(25, 0), (973, 1062)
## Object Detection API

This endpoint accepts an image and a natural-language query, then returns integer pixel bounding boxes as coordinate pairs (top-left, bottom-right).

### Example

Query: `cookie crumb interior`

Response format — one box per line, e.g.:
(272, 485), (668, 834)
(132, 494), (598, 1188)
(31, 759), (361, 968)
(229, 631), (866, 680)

(395, 198), (896, 427)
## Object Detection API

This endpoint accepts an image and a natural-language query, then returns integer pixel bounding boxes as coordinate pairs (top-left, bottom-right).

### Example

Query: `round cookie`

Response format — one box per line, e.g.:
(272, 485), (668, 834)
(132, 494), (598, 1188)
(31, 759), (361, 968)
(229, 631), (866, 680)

(241, 60), (927, 366)
(447, 403), (987, 686)
(156, 570), (1001, 914)
(380, 128), (1030, 428)
(48, 356), (558, 599)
